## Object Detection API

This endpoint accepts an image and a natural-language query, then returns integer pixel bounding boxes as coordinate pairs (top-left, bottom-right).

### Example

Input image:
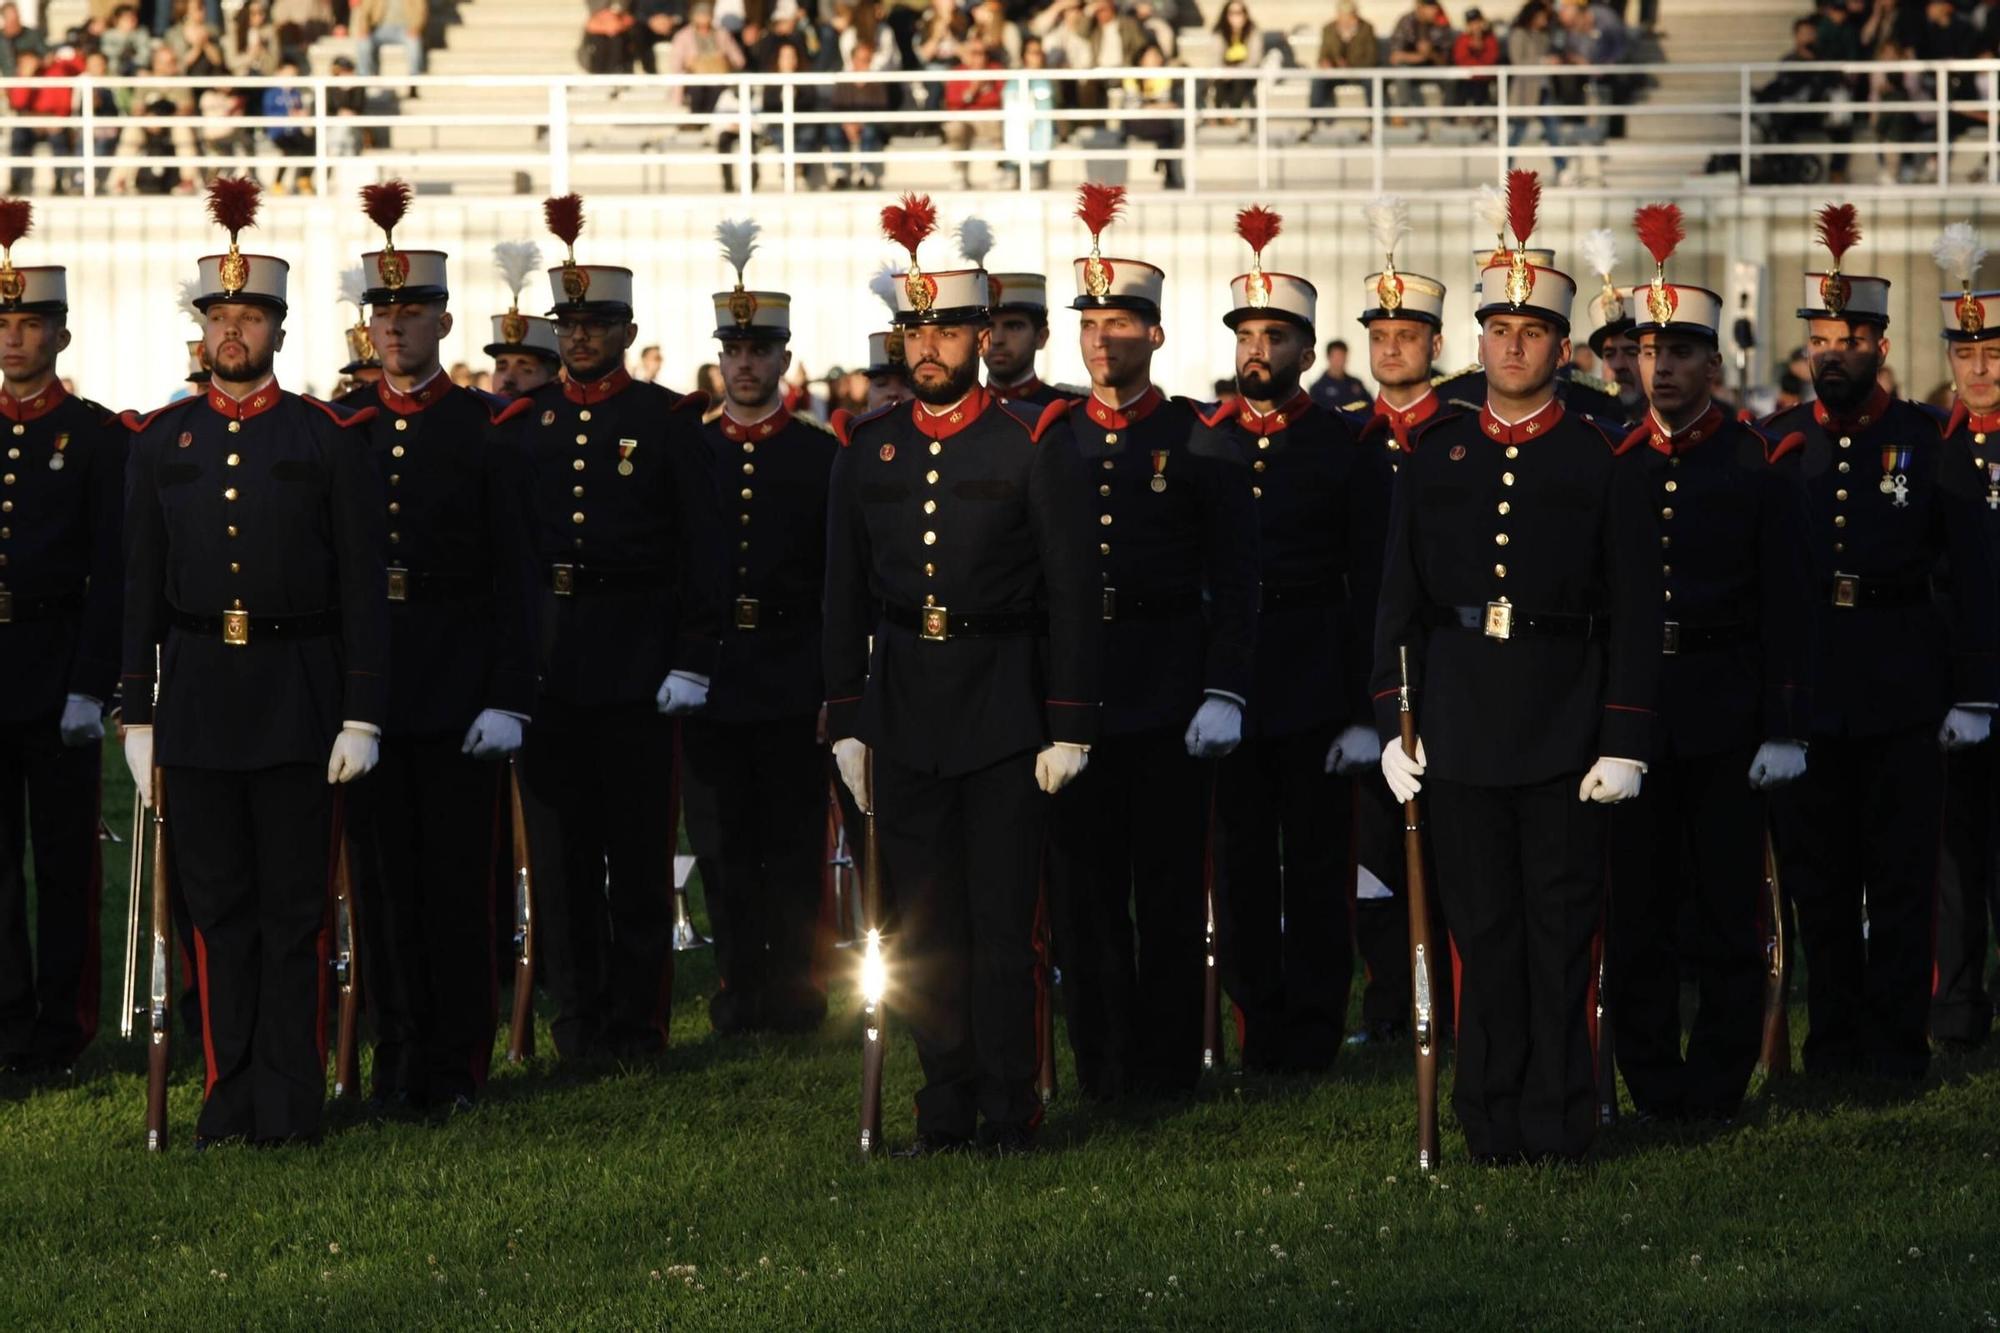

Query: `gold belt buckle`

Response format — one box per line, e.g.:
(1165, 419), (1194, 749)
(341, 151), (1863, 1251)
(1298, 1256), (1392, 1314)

(1831, 573), (1858, 608)
(387, 567), (408, 603)
(919, 604), (950, 642)
(1661, 620), (1680, 655)
(1101, 587), (1118, 622)
(551, 564), (575, 597)
(734, 596), (760, 630)
(222, 605), (251, 646)
(1482, 601), (1513, 640)
(0, 589), (11, 624)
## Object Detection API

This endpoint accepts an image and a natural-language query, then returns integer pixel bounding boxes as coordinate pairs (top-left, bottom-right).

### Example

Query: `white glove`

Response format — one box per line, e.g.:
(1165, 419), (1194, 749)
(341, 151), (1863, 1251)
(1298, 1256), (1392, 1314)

(1578, 757), (1644, 804)
(1325, 723), (1382, 775)
(1035, 743), (1090, 795)
(59, 694), (104, 747)
(327, 725), (380, 784)
(833, 736), (871, 812)
(1183, 695), (1244, 759)
(1746, 740), (1808, 790)
(656, 670), (710, 717)
(123, 725), (155, 808)
(461, 709), (524, 759)
(1381, 735), (1426, 804)
(1939, 707), (1993, 751)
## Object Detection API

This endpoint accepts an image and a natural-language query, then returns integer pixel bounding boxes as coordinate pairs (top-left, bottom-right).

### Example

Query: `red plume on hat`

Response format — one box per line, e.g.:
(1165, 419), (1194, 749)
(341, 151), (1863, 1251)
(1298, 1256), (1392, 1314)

(0, 198), (29, 289)
(543, 194), (585, 259)
(1634, 202), (1685, 326)
(361, 179), (411, 243)
(1076, 183), (1125, 247)
(1815, 203), (1860, 272)
(881, 193), (939, 313)
(1235, 205), (1281, 264)
(1504, 169), (1540, 249)
(206, 176), (262, 244)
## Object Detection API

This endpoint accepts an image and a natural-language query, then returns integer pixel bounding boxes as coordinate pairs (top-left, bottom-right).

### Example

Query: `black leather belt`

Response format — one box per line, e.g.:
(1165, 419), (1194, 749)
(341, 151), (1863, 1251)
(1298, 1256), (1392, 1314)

(1100, 587), (1200, 623)
(1825, 573), (1930, 609)
(1426, 603), (1606, 641)
(0, 587), (84, 625)
(882, 602), (1045, 641)
(1261, 579), (1348, 611)
(548, 564), (666, 597)
(386, 568), (485, 603)
(1660, 620), (1749, 655)
(171, 606), (338, 644)
(731, 595), (816, 630)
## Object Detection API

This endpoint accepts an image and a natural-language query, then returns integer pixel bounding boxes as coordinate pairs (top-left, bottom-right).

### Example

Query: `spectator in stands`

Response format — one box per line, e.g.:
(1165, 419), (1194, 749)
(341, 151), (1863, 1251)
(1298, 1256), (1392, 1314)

(100, 5), (153, 74)
(941, 32), (1006, 188)
(270, 0), (336, 53)
(355, 0), (427, 78)
(1312, 0), (1377, 121)
(1122, 41), (1185, 188)
(0, 4), (44, 77)
(1812, 0), (1861, 61)
(1505, 0), (1568, 175)
(325, 53), (368, 156)
(750, 0), (828, 70)
(1035, 0), (1106, 123)
(226, 1), (281, 77)
(627, 1), (684, 75)
(1131, 0), (1176, 56)
(1914, 0), (1971, 60)
(83, 49), (121, 191)
(1003, 33), (1054, 188)
(582, 2), (638, 74)
(833, 1), (901, 70)
(1451, 7), (1498, 116)
(262, 57), (315, 193)
(916, 0), (969, 73)
(1211, 0), (1258, 118)
(7, 49), (51, 195)
(1387, 0), (1451, 123)
(1553, 0), (1633, 146)
(164, 11), (224, 74)
(154, 1), (225, 40)
(110, 43), (196, 195)
(1755, 18), (1847, 183)
(669, 2), (745, 114)
(970, 0), (1023, 64)
(830, 36), (890, 187)
(716, 39), (825, 190)
(195, 78), (246, 184)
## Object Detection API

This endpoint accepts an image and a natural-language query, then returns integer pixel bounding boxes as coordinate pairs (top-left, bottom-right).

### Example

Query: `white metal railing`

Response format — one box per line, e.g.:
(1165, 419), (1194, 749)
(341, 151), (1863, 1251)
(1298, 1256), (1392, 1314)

(3, 59), (1999, 198)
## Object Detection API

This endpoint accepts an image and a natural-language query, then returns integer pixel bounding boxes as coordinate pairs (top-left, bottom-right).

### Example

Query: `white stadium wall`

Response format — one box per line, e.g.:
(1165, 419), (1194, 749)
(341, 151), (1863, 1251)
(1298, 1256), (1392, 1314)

(41, 191), (2000, 410)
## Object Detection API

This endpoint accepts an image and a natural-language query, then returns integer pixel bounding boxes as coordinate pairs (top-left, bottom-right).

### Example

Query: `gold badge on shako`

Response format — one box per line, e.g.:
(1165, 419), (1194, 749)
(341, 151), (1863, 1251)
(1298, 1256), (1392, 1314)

(880, 444), (895, 462)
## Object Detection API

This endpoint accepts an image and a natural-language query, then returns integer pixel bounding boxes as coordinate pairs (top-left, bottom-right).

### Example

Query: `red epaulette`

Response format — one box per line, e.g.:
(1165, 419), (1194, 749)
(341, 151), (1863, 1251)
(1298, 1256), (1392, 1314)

(1612, 421), (1650, 458)
(1030, 396), (1070, 444)
(1356, 412), (1391, 447)
(117, 397), (197, 434)
(1943, 400), (1970, 439)
(671, 390), (710, 416)
(1573, 413), (1625, 450)
(1405, 409), (1463, 451)
(832, 401), (898, 448)
(303, 395), (377, 428)
(1764, 430), (1806, 464)
(489, 394), (538, 427)
(1190, 397), (1237, 430)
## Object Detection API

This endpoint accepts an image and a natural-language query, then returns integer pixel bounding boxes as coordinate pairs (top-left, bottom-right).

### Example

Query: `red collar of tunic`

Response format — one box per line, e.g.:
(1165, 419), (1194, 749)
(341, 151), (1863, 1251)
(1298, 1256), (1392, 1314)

(1811, 382), (1891, 434)
(1237, 390), (1312, 438)
(377, 367), (452, 416)
(1373, 387), (1440, 450)
(562, 367), (632, 406)
(1644, 400), (1727, 455)
(1083, 385), (1164, 430)
(0, 376), (67, 423)
(911, 386), (991, 441)
(995, 373), (1045, 401)
(720, 403), (792, 442)
(1476, 395), (1564, 445)
(206, 376), (282, 422)
(1945, 398), (2000, 437)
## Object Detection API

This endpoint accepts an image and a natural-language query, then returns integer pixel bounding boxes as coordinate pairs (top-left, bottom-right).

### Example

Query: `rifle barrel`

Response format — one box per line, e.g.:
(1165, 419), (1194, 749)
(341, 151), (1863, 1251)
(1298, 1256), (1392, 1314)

(506, 761), (537, 1064)
(145, 769), (171, 1152)
(120, 796), (145, 1041)
(1399, 646), (1440, 1172)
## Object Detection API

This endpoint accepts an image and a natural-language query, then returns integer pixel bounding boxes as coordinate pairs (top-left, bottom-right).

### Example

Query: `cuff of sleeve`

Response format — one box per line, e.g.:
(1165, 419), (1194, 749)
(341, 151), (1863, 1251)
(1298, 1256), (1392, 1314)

(344, 670), (387, 730)
(66, 693), (103, 708)
(674, 633), (720, 679)
(825, 696), (861, 742)
(670, 670), (711, 688)
(342, 721), (382, 737)
(1045, 699), (1098, 747)
(1372, 690), (1401, 747)
(1204, 689), (1247, 707)
(1598, 704), (1652, 766)
(120, 674), (155, 726)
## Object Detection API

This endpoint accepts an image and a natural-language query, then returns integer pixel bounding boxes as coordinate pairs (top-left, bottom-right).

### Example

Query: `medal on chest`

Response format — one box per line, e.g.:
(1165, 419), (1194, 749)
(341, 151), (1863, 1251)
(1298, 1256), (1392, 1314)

(1878, 444), (1911, 507)
(1150, 450), (1168, 493)
(1987, 460), (2000, 511)
(50, 432), (67, 470)
(618, 438), (637, 476)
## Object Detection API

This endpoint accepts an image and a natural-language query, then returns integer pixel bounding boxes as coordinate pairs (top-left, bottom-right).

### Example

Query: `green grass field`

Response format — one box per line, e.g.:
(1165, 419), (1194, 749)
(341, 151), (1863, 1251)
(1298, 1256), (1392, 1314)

(3, 752), (1997, 1331)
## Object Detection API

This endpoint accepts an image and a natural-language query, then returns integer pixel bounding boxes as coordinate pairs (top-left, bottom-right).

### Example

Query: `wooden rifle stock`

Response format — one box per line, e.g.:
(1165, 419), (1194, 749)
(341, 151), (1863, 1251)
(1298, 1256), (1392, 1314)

(120, 796), (146, 1042)
(858, 764), (885, 1157)
(145, 770), (171, 1152)
(331, 828), (361, 1099)
(1595, 934), (1618, 1125)
(1398, 647), (1440, 1172)
(1035, 887), (1056, 1105)
(1759, 833), (1791, 1079)
(506, 760), (537, 1064)
(1202, 832), (1220, 1072)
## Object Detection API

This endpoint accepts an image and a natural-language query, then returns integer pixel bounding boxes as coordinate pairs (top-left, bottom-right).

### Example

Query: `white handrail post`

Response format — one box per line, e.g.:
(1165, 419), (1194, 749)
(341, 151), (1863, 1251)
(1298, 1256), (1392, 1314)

(79, 74), (95, 198)
(313, 73), (331, 196)
(1495, 68), (1509, 180)
(1737, 64), (1750, 189)
(1182, 70), (1198, 192)
(780, 82), (796, 195)
(549, 81), (571, 197)
(1371, 73), (1385, 192)
(737, 76), (755, 201)
(1936, 65), (1951, 188)
(1254, 68), (1270, 191)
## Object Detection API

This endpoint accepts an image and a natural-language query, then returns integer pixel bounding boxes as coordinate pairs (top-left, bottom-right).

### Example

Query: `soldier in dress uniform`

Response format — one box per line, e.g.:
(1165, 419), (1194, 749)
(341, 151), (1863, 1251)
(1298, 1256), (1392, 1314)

(863, 269), (912, 411)
(679, 219), (839, 1037)
(1374, 171), (1660, 1163)
(825, 194), (1098, 1152)
(1764, 205), (1997, 1080)
(336, 182), (539, 1112)
(0, 200), (124, 1076)
(1604, 204), (1813, 1120)
(1579, 229), (1645, 423)
(501, 194), (724, 1062)
(487, 241), (561, 401)
(1347, 197), (1454, 1046)
(120, 178), (387, 1146)
(176, 280), (211, 397)
(1204, 205), (1391, 1074)
(1040, 184), (1256, 1098)
(956, 217), (1074, 409)
(336, 266), (381, 397)
(1930, 222), (2000, 1050)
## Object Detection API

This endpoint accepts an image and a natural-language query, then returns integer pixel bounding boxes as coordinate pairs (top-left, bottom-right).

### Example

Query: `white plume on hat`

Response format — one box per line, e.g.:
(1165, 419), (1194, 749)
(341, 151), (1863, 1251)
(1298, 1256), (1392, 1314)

(177, 278), (204, 325)
(1364, 195), (1410, 263)
(716, 218), (760, 285)
(1580, 228), (1619, 285)
(957, 215), (995, 267)
(869, 262), (900, 317)
(337, 265), (367, 314)
(1932, 222), (1988, 288)
(1475, 183), (1508, 245)
(492, 240), (542, 304)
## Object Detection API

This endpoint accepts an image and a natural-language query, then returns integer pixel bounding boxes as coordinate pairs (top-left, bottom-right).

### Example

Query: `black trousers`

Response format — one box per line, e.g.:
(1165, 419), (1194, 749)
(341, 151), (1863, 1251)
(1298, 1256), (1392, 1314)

(681, 715), (827, 1034)
(517, 701), (678, 1060)
(1429, 774), (1604, 1162)
(1216, 721), (1355, 1073)
(348, 737), (503, 1104)
(167, 763), (332, 1144)
(1934, 740), (1999, 1045)
(1047, 726), (1207, 1096)
(1771, 726), (1942, 1078)
(0, 713), (102, 1066)
(1351, 772), (1455, 1038)
(1606, 746), (1765, 1117)
(876, 747), (1044, 1141)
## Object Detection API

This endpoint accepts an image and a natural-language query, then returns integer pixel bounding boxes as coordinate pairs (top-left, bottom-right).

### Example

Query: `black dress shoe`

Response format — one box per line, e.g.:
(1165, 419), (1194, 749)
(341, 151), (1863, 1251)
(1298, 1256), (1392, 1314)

(980, 1126), (1038, 1156)
(892, 1133), (972, 1160)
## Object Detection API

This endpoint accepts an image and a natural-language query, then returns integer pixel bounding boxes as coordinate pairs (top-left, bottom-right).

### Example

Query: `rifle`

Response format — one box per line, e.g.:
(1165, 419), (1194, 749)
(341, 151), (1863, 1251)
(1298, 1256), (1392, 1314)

(145, 769), (172, 1152)
(1035, 886), (1056, 1106)
(1758, 833), (1790, 1078)
(119, 796), (147, 1042)
(828, 782), (862, 950)
(1398, 646), (1440, 1172)
(858, 757), (886, 1157)
(1594, 933), (1617, 1125)
(330, 826), (362, 1099)
(506, 758), (536, 1064)
(1202, 835), (1221, 1073)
